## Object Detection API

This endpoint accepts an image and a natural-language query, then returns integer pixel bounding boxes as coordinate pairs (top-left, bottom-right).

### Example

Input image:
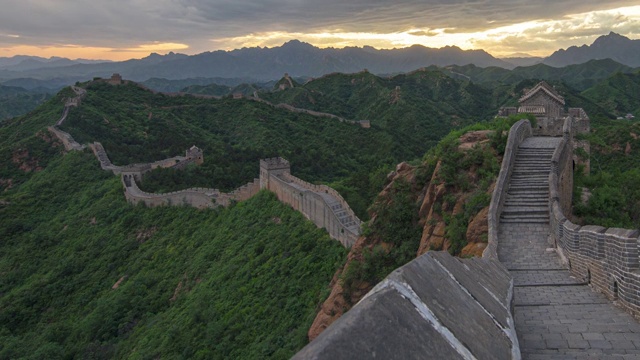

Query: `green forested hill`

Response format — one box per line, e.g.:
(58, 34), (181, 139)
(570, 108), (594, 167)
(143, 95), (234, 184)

(0, 151), (346, 359)
(3, 64), (640, 359)
(444, 59), (638, 90)
(0, 85), (52, 120)
(59, 81), (409, 217)
(260, 69), (496, 151)
(581, 71), (640, 118)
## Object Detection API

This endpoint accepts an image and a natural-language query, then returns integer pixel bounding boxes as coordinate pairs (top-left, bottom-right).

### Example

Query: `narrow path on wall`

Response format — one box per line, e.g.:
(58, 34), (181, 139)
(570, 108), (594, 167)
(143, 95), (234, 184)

(497, 137), (640, 359)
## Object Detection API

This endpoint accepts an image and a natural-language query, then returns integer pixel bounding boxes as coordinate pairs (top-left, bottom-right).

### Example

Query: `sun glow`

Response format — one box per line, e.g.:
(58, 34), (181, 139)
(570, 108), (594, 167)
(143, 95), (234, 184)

(0, 42), (189, 61)
(209, 5), (640, 57)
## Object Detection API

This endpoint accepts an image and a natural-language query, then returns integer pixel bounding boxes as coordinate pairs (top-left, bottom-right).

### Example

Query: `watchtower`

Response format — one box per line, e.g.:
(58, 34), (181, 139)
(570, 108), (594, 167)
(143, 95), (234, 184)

(108, 73), (123, 85)
(259, 157), (290, 190)
(185, 145), (204, 165)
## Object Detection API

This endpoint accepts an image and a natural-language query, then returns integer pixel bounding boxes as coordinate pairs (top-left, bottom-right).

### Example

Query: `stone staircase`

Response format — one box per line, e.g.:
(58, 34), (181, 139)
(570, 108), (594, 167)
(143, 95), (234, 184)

(501, 145), (555, 224)
(321, 194), (360, 233)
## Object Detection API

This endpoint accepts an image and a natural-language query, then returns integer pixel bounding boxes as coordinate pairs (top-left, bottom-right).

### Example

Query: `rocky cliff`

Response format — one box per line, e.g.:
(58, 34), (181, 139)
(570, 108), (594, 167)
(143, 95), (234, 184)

(308, 129), (503, 340)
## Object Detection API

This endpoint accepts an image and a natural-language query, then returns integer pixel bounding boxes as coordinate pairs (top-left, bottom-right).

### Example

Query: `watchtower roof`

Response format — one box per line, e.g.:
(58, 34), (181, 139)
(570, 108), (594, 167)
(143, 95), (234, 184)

(519, 81), (565, 105)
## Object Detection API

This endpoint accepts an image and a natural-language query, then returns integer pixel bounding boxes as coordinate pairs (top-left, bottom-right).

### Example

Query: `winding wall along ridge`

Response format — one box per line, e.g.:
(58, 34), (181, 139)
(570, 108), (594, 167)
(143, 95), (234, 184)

(47, 85), (362, 247)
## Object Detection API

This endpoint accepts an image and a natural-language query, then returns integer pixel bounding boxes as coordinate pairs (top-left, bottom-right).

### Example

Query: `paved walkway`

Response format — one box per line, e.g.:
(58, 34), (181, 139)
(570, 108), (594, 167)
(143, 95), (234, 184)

(498, 137), (640, 359)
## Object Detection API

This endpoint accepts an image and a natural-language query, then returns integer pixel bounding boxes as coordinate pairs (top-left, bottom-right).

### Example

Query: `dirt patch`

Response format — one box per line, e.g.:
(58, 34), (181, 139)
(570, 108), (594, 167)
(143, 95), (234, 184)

(136, 227), (157, 243)
(12, 148), (42, 173)
(112, 276), (126, 290)
(0, 178), (14, 190)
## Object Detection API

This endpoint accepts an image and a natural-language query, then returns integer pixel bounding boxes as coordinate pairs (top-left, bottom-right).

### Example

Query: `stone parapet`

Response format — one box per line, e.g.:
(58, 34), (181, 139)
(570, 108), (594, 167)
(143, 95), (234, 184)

(121, 174), (228, 209)
(267, 173), (361, 247)
(485, 119), (532, 259)
(47, 126), (86, 151)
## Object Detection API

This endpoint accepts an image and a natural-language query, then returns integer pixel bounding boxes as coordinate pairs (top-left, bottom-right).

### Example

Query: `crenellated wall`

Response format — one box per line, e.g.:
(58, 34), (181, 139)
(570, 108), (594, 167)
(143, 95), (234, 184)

(549, 118), (640, 318)
(90, 142), (202, 181)
(122, 174), (231, 208)
(260, 157), (361, 248)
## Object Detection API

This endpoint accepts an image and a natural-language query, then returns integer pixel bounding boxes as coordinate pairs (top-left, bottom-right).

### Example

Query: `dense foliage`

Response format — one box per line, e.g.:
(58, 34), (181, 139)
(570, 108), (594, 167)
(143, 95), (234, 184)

(0, 151), (346, 359)
(0, 89), (74, 190)
(261, 70), (495, 153)
(0, 85), (51, 120)
(444, 59), (638, 91)
(339, 115), (518, 294)
(573, 119), (640, 229)
(3, 60), (640, 359)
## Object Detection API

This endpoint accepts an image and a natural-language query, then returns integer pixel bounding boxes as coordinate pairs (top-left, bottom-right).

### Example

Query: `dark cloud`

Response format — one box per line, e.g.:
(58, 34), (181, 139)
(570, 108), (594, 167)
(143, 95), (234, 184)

(0, 0), (638, 54)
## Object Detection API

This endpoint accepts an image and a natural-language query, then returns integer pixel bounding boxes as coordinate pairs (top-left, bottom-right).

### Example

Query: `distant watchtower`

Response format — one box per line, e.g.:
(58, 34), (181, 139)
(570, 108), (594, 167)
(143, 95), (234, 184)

(185, 145), (204, 165)
(108, 73), (123, 85)
(498, 81), (591, 173)
(259, 157), (290, 190)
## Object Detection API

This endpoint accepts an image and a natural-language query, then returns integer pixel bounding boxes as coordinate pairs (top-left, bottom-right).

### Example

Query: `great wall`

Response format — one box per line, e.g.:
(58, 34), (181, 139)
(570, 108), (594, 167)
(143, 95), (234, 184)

(47, 78), (363, 248)
(46, 77), (640, 358)
(295, 82), (640, 359)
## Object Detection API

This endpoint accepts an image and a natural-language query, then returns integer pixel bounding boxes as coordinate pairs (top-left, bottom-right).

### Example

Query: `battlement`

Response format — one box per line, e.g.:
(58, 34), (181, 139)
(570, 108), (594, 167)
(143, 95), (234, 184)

(260, 157), (290, 171)
(568, 107), (588, 120)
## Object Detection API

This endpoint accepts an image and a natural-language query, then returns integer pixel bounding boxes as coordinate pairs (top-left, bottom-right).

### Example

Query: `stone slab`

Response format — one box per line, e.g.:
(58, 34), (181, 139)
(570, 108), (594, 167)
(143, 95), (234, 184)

(387, 252), (514, 360)
(292, 285), (464, 360)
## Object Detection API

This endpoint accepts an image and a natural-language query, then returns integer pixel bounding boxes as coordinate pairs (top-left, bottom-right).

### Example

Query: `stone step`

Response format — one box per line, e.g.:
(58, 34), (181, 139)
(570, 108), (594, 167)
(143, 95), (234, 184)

(499, 218), (549, 224)
(517, 151), (555, 155)
(501, 206), (548, 215)
(509, 186), (548, 191)
(510, 176), (548, 181)
(504, 201), (547, 207)
(502, 213), (548, 219)
(516, 153), (553, 156)
(512, 167), (549, 170)
(501, 213), (549, 220)
(500, 216), (549, 223)
(509, 179), (548, 184)
(512, 165), (550, 169)
(509, 188), (548, 193)
(506, 197), (547, 202)
(518, 147), (556, 151)
(506, 194), (547, 199)
(509, 181), (548, 185)
(511, 173), (549, 177)
(513, 165), (550, 169)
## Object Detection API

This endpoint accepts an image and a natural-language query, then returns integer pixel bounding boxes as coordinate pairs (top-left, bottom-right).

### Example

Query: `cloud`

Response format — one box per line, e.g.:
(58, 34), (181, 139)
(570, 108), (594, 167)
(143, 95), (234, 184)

(468, 6), (640, 56)
(408, 30), (439, 37)
(0, 0), (639, 58)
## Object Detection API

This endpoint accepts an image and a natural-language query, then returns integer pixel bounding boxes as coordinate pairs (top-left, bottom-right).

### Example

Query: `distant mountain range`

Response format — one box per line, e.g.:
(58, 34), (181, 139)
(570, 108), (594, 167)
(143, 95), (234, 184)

(0, 32), (638, 90)
(544, 32), (640, 68)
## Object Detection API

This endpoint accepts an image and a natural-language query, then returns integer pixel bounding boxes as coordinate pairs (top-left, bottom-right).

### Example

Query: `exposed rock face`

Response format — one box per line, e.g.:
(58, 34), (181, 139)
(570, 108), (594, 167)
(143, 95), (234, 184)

(308, 162), (418, 341)
(461, 206), (489, 257)
(625, 142), (632, 155)
(458, 130), (491, 151)
(12, 148), (42, 172)
(309, 130), (499, 341)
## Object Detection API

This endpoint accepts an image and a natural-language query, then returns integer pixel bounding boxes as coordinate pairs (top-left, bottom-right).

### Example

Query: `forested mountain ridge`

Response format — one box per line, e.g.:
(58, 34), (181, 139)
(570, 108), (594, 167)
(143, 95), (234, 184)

(2, 66), (640, 358)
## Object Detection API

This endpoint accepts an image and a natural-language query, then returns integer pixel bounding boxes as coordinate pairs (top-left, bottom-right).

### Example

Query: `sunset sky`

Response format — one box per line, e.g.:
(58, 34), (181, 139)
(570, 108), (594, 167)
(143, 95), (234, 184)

(1, 0), (639, 61)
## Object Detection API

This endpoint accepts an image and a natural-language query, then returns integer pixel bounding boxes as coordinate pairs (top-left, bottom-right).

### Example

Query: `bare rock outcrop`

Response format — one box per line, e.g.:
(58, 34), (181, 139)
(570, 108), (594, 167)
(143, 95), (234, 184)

(309, 130), (499, 341)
